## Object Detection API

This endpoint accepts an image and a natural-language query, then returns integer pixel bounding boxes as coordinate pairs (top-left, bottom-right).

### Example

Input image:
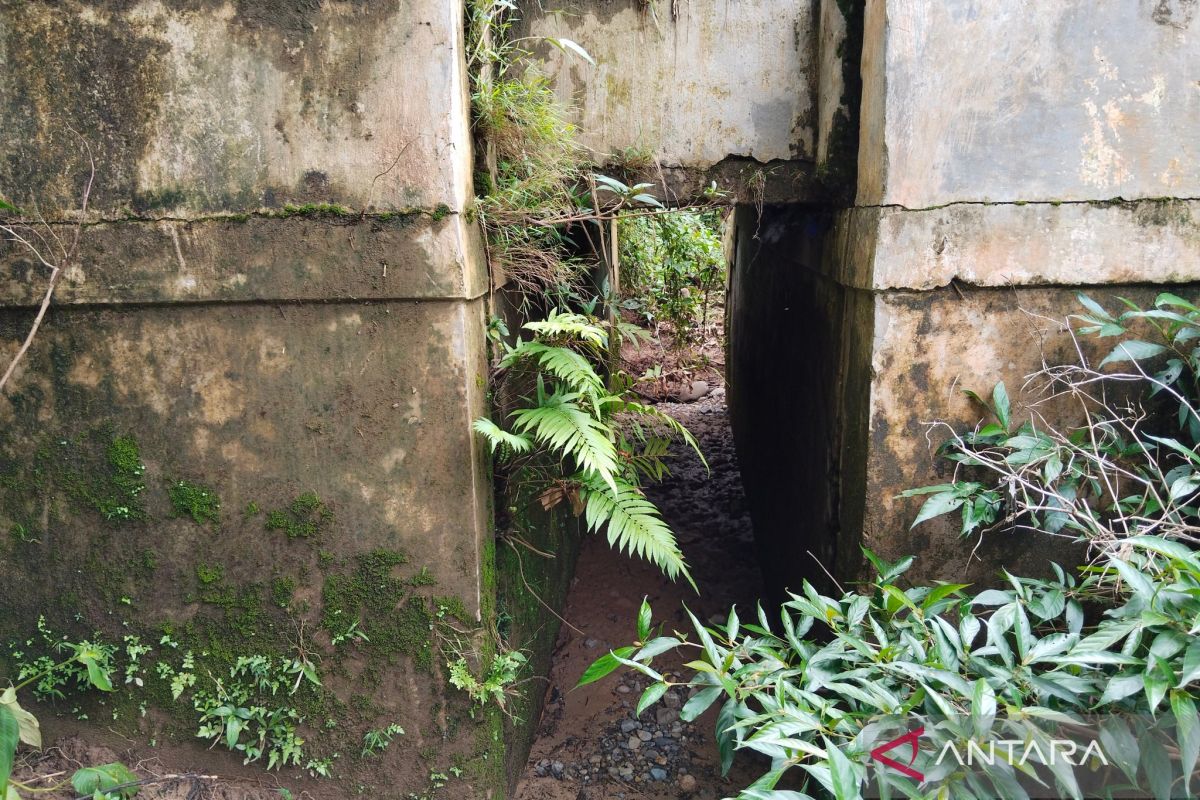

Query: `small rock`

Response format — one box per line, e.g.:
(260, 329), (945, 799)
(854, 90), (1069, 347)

(627, 735), (642, 750)
(551, 761), (564, 778)
(679, 774), (698, 793)
(619, 719), (639, 733)
(655, 707), (679, 726)
(615, 684), (632, 694)
(637, 729), (652, 742)
(680, 380), (711, 402)
(584, 638), (599, 649)
(650, 767), (668, 781)
(663, 691), (682, 709)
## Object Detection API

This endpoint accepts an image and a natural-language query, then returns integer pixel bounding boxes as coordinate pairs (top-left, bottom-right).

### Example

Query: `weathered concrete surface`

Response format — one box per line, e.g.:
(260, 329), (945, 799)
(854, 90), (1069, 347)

(0, 2), (506, 796)
(0, 0), (474, 219)
(832, 198), (1200, 291)
(858, 0), (1200, 207)
(515, 0), (820, 168)
(0, 298), (498, 797)
(857, 285), (1200, 585)
(0, 213), (487, 306)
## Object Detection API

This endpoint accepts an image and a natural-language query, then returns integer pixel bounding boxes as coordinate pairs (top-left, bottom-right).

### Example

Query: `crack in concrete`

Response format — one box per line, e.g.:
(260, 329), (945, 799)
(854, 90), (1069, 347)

(854, 196), (1200, 213)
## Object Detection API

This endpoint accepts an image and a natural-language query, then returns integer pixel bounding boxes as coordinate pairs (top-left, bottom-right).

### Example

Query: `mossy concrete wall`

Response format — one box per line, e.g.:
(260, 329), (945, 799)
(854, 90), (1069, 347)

(729, 0), (1200, 594)
(0, 2), (505, 797)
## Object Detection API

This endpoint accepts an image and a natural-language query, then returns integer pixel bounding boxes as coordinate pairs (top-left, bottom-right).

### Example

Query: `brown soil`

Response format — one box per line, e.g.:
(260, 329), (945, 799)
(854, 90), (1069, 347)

(619, 315), (725, 404)
(514, 382), (769, 800)
(11, 736), (283, 799)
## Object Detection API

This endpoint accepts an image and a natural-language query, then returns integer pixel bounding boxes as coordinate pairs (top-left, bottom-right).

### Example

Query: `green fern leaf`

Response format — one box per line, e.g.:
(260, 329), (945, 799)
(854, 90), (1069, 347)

(578, 474), (693, 588)
(472, 417), (533, 459)
(522, 309), (608, 347)
(510, 393), (619, 491)
(503, 341), (605, 396)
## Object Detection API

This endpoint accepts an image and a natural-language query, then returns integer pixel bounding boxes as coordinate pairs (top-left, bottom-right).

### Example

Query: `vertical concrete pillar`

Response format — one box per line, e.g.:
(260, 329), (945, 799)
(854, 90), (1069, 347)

(0, 3), (500, 795)
(836, 0), (1200, 583)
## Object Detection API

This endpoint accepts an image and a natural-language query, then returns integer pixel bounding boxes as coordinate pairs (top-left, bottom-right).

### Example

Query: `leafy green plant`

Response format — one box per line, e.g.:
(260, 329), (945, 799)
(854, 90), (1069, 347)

(188, 654), (314, 770)
(584, 538), (1200, 799)
(2, 622), (136, 799)
(474, 310), (702, 584)
(361, 723), (404, 757)
(618, 209), (727, 339)
(447, 649), (527, 714)
(900, 293), (1200, 552)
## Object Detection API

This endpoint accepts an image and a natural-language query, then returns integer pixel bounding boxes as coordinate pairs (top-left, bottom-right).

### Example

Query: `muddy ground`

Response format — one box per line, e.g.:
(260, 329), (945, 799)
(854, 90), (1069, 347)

(513, 383), (772, 800)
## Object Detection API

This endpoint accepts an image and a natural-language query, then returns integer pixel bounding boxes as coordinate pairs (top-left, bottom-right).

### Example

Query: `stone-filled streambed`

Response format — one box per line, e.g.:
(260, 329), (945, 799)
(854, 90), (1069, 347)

(514, 391), (768, 800)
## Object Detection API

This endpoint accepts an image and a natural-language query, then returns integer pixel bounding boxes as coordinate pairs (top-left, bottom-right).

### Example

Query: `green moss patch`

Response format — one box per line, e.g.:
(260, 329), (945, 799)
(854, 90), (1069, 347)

(265, 492), (332, 539)
(168, 480), (221, 525)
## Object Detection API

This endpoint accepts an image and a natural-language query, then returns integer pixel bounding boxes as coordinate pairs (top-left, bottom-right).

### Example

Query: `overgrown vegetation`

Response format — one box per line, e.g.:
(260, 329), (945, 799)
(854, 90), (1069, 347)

(901, 292), (1200, 551)
(2, 620), (137, 799)
(474, 311), (702, 585)
(618, 209), (727, 340)
(588, 293), (1200, 799)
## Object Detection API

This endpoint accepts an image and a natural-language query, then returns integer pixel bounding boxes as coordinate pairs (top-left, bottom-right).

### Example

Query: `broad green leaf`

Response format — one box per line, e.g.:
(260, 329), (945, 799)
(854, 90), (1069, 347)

(1139, 730), (1171, 800)
(679, 686), (722, 722)
(70, 763), (138, 797)
(1171, 690), (1200, 792)
(1100, 340), (1167, 367)
(1077, 293), (1115, 322)
(634, 636), (681, 661)
(1181, 638), (1200, 687)
(909, 492), (964, 529)
(992, 382), (1011, 429)
(636, 598), (652, 642)
(716, 700), (737, 776)
(1156, 292), (1200, 313)
(575, 646), (636, 687)
(922, 583), (969, 610)
(0, 691), (38, 749)
(0, 706), (17, 793)
(822, 735), (860, 800)
(636, 682), (668, 717)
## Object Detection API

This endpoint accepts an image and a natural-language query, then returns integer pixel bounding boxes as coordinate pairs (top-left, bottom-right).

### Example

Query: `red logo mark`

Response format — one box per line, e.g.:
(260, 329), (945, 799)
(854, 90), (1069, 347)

(869, 726), (925, 781)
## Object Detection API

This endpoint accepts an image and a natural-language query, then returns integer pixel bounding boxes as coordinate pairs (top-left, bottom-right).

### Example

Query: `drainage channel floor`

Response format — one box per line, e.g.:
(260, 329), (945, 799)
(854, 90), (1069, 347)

(515, 390), (768, 800)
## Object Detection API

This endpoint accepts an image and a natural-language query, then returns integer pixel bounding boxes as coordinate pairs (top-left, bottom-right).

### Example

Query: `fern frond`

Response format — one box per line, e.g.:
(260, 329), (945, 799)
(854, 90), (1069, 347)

(578, 474), (693, 588)
(619, 435), (672, 483)
(522, 309), (608, 348)
(473, 417), (533, 460)
(604, 398), (708, 472)
(503, 341), (605, 396)
(510, 393), (619, 491)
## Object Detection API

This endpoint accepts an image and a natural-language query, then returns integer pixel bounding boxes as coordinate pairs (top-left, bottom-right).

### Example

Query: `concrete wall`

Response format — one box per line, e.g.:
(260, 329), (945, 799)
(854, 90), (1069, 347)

(728, 0), (1200, 593)
(514, 0), (852, 203)
(835, 0), (1200, 585)
(0, 2), (501, 797)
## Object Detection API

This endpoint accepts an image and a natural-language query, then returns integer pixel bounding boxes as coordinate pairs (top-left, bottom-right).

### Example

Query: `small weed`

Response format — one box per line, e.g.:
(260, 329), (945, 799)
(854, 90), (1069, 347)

(361, 723), (404, 757)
